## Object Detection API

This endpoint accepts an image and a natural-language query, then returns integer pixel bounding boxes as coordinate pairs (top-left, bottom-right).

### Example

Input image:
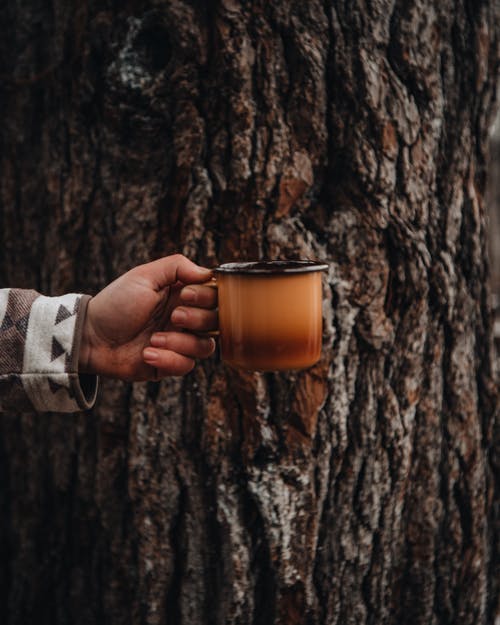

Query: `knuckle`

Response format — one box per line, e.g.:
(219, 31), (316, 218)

(171, 253), (186, 263)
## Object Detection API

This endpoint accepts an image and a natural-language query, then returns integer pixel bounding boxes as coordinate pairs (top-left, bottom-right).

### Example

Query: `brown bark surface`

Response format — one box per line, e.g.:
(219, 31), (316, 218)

(0, 1), (499, 624)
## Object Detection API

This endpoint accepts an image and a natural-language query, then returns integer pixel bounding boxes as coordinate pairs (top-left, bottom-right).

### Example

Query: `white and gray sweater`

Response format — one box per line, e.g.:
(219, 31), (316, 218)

(0, 289), (98, 412)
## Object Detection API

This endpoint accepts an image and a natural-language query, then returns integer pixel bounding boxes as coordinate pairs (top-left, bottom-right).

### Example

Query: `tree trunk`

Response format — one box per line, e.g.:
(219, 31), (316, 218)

(0, 1), (498, 624)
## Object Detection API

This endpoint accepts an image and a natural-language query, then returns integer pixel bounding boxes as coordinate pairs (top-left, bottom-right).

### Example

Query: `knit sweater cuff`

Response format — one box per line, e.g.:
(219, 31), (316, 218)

(0, 289), (98, 412)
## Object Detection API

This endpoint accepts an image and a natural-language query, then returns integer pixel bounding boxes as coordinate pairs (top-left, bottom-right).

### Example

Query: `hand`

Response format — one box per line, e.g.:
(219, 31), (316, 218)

(79, 254), (218, 380)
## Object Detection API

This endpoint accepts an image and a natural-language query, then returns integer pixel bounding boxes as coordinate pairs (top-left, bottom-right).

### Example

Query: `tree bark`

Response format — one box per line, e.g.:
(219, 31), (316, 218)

(0, 1), (499, 624)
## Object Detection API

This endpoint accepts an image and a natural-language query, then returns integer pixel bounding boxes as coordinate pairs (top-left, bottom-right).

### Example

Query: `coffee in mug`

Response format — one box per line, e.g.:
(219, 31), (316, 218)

(214, 260), (328, 371)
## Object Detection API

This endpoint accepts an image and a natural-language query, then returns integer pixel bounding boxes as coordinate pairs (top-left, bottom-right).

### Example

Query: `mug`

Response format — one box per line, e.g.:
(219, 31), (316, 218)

(213, 260), (328, 371)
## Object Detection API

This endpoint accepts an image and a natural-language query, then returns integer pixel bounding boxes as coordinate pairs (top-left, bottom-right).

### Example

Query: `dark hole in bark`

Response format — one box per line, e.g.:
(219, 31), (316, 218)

(136, 21), (172, 72)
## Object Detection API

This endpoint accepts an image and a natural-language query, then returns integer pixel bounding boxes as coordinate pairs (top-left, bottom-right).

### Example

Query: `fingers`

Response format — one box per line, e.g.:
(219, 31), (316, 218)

(149, 332), (216, 358)
(143, 348), (196, 377)
(179, 283), (218, 309)
(170, 306), (218, 332)
(143, 332), (216, 377)
(134, 254), (213, 291)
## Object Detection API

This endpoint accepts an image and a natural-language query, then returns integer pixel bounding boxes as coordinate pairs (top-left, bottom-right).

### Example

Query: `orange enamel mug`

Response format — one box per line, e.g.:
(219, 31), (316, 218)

(212, 260), (328, 371)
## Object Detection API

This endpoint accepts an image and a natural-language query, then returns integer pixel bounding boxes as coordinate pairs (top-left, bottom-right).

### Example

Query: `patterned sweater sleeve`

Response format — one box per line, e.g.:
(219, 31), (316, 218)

(0, 289), (98, 412)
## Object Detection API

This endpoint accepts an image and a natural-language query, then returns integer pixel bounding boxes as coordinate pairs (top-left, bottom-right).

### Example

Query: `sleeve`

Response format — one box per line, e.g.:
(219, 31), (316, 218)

(0, 288), (98, 412)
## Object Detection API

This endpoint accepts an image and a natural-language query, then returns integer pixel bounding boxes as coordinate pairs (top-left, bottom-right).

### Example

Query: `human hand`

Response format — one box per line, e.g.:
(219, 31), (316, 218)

(78, 254), (217, 380)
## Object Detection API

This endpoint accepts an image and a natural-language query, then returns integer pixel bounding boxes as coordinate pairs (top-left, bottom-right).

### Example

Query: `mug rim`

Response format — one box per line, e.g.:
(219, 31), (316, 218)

(214, 260), (328, 274)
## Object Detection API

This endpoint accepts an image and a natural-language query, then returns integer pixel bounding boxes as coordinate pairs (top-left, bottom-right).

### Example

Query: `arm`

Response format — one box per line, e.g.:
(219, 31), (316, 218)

(0, 255), (217, 412)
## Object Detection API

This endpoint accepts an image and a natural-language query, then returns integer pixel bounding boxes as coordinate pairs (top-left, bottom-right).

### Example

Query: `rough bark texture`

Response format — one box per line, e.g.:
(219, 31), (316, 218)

(0, 1), (499, 624)
(490, 113), (500, 294)
(488, 113), (500, 359)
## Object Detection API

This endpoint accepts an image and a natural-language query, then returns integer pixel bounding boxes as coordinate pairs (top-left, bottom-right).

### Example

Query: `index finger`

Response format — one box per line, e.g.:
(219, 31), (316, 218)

(134, 254), (213, 291)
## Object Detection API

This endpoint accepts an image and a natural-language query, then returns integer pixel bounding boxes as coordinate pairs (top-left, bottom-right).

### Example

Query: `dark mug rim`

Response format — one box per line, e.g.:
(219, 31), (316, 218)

(214, 260), (328, 275)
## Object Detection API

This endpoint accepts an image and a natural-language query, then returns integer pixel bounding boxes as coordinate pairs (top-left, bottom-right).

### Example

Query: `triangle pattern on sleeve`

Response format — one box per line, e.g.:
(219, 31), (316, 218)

(51, 337), (66, 362)
(0, 314), (14, 332)
(55, 304), (74, 325)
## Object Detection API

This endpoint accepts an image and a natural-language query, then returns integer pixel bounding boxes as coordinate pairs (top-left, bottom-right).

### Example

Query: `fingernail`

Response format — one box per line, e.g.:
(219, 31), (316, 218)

(150, 334), (167, 347)
(143, 348), (158, 362)
(200, 337), (216, 352)
(172, 309), (188, 324)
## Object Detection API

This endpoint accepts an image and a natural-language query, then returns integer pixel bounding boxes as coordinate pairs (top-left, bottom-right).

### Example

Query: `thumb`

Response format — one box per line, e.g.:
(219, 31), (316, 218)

(135, 254), (213, 291)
